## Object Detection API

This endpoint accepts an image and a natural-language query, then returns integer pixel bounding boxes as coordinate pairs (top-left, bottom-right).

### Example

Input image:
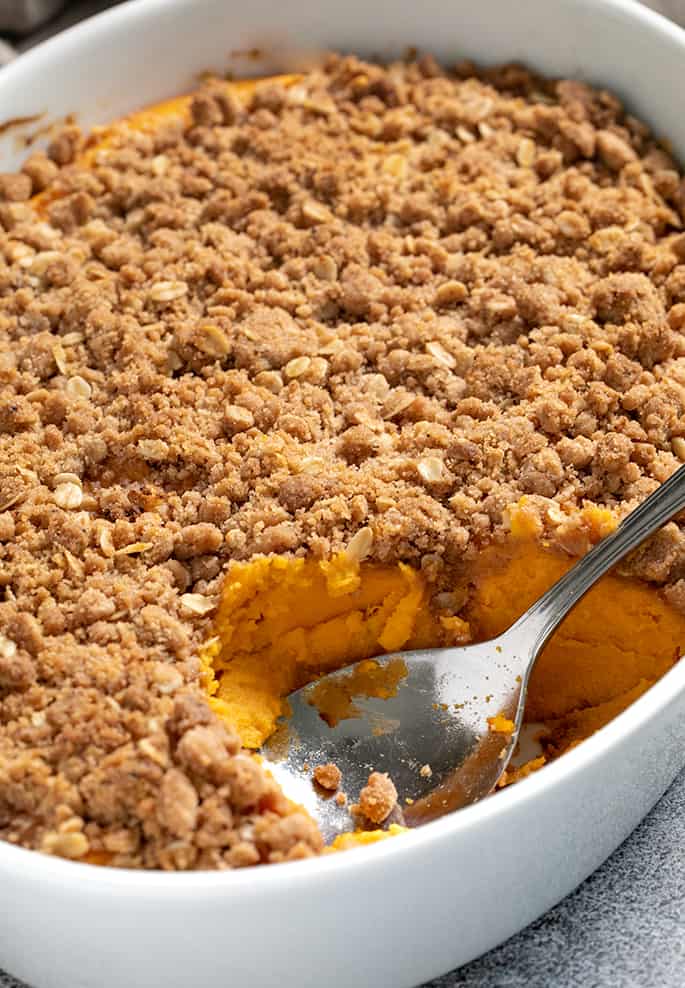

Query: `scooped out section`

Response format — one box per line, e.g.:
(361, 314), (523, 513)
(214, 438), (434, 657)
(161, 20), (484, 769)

(205, 552), (465, 749)
(206, 509), (685, 759)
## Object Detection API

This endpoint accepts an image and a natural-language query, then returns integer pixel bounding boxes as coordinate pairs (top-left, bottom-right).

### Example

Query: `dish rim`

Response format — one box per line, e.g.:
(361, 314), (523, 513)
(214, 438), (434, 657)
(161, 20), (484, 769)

(0, 0), (684, 894)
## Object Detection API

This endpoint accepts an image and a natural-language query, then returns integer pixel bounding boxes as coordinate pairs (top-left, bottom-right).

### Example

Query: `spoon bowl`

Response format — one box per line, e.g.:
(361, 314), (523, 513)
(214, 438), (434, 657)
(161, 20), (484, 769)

(263, 639), (525, 842)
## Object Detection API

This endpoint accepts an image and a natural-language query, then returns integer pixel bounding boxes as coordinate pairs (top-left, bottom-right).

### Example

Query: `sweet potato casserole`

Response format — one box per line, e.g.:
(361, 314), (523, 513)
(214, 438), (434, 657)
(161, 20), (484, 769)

(1, 54), (685, 869)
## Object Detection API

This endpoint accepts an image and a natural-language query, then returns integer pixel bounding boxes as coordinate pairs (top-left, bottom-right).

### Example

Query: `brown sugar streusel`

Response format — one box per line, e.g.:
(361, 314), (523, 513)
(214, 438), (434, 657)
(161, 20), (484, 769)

(1, 52), (685, 869)
(313, 762), (342, 791)
(353, 772), (399, 826)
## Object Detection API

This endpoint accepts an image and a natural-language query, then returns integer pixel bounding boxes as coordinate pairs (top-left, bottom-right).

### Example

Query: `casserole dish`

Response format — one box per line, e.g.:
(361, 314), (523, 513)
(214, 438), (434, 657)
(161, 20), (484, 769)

(0, 0), (685, 985)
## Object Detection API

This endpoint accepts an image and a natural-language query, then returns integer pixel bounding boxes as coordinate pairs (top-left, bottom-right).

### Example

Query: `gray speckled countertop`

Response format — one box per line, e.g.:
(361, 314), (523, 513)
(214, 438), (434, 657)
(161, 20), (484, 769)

(1, 2), (684, 986)
(429, 769), (685, 988)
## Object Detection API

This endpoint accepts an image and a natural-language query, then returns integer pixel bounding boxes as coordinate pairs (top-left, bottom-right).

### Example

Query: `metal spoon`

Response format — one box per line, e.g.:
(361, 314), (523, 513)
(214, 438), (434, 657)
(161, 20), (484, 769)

(262, 465), (685, 842)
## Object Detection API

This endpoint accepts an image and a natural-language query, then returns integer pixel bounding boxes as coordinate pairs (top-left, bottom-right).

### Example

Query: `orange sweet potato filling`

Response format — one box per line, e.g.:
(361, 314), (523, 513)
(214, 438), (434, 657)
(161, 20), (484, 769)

(206, 501), (685, 765)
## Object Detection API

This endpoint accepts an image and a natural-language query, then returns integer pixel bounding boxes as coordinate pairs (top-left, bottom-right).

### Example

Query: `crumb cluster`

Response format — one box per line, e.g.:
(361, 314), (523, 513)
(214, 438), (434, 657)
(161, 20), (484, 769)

(313, 762), (342, 791)
(1, 53), (685, 868)
(353, 771), (399, 825)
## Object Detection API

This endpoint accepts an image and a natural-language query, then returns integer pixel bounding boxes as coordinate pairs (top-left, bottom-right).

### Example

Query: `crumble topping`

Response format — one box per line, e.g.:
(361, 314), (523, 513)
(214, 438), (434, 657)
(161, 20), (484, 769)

(353, 771), (399, 825)
(1, 53), (685, 867)
(313, 762), (342, 791)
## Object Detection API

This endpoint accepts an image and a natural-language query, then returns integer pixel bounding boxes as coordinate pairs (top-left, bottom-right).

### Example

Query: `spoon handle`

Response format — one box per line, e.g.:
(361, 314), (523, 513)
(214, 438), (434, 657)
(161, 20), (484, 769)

(512, 463), (685, 654)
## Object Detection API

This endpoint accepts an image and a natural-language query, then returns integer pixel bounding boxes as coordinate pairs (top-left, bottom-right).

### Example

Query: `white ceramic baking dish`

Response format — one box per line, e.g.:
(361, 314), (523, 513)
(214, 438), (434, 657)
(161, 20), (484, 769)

(1, 1), (685, 985)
